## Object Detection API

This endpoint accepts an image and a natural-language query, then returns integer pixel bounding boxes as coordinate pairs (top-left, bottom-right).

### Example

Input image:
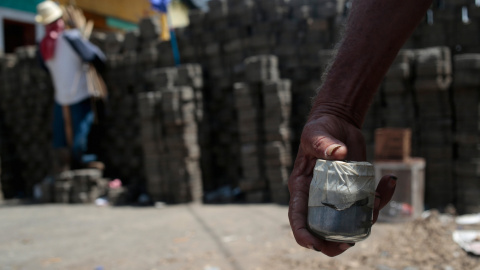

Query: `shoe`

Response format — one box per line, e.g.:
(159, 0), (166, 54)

(86, 161), (105, 171)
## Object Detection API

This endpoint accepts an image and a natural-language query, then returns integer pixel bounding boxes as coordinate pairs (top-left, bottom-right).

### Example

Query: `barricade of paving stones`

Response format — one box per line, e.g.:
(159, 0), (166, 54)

(50, 169), (108, 204)
(2, 0), (480, 210)
(138, 65), (204, 203)
(365, 47), (456, 210)
(233, 55), (292, 203)
(99, 58), (145, 196)
(452, 53), (480, 213)
(173, 0), (345, 197)
(43, 168), (127, 205)
(0, 47), (53, 198)
(408, 0), (480, 50)
(413, 47), (454, 209)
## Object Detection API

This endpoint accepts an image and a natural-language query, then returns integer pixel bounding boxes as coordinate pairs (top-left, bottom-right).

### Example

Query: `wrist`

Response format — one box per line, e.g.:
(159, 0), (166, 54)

(308, 101), (364, 129)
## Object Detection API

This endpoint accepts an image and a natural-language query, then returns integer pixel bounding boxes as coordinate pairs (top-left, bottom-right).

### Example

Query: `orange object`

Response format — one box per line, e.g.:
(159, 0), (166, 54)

(374, 128), (411, 161)
(160, 13), (170, 41)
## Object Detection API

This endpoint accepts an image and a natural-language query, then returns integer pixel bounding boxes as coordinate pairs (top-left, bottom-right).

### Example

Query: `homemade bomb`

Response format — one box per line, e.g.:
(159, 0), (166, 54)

(308, 160), (376, 242)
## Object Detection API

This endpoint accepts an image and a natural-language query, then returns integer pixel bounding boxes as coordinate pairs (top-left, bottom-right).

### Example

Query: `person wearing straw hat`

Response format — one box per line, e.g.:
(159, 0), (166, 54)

(36, 0), (105, 171)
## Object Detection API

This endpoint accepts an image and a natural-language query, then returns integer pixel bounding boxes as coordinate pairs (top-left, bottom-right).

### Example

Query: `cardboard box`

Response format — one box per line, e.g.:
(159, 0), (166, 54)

(375, 128), (412, 161)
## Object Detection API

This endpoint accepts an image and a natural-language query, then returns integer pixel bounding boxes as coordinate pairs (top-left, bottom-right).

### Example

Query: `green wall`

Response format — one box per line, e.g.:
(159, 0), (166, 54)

(0, 0), (43, 13)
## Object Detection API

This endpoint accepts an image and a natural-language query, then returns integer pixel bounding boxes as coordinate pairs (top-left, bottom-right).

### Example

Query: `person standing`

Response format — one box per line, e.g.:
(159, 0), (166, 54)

(36, 0), (105, 171)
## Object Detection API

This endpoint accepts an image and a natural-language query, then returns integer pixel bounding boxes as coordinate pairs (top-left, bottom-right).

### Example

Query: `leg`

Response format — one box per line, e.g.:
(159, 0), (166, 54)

(52, 102), (71, 173)
(70, 98), (97, 166)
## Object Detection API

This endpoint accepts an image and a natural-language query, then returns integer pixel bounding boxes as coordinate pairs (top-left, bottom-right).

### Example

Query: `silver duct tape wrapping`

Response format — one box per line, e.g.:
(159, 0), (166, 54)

(308, 160), (375, 210)
(308, 160), (376, 242)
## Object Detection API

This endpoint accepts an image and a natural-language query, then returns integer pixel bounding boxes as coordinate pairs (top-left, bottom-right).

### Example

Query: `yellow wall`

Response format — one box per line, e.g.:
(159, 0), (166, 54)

(57, 0), (152, 23)
(57, 0), (189, 27)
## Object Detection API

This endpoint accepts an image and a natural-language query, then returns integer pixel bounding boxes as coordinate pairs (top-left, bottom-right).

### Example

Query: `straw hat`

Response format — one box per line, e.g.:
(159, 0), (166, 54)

(35, 1), (63, 25)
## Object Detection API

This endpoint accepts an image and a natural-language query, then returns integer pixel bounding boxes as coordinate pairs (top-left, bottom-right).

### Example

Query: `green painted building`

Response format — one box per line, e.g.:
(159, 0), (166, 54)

(0, 0), (44, 53)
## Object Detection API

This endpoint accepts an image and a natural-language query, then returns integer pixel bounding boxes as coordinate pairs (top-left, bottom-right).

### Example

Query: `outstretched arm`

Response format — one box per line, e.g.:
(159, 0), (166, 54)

(288, 0), (433, 257)
(312, 0), (433, 128)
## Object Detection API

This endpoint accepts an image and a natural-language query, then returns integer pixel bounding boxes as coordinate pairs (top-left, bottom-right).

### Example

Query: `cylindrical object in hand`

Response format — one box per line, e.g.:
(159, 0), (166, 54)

(308, 160), (375, 242)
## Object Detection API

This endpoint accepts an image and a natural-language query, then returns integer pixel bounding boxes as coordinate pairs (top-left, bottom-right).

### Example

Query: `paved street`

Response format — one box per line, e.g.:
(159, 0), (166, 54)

(0, 203), (387, 270)
(2, 203), (478, 270)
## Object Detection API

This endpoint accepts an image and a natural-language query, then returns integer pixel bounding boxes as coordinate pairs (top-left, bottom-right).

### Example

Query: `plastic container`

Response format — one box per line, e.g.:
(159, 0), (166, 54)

(374, 158), (425, 222)
(308, 159), (376, 242)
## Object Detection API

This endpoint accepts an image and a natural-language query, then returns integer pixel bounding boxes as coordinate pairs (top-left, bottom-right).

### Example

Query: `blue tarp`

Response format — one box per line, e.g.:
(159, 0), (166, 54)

(150, 0), (171, 13)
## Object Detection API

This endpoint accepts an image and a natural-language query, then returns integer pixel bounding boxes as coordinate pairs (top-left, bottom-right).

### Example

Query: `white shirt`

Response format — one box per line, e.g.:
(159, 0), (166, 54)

(45, 30), (91, 105)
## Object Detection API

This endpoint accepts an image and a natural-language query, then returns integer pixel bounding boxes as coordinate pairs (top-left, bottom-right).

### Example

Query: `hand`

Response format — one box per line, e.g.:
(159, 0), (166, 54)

(288, 114), (397, 257)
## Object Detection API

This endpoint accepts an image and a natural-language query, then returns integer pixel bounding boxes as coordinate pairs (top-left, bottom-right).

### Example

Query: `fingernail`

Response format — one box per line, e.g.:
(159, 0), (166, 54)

(325, 144), (342, 157)
(388, 176), (397, 188)
(339, 243), (353, 251)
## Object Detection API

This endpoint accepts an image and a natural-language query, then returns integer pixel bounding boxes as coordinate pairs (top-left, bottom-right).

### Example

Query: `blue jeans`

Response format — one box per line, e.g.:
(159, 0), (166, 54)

(53, 98), (97, 164)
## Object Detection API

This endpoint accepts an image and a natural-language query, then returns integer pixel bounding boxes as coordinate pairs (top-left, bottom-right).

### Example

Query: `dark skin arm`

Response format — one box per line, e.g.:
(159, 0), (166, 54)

(288, 0), (433, 257)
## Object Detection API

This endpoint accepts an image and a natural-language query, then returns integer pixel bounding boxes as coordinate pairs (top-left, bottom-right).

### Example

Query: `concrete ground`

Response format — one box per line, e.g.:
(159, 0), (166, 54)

(1, 203), (477, 270)
(0, 203), (395, 270)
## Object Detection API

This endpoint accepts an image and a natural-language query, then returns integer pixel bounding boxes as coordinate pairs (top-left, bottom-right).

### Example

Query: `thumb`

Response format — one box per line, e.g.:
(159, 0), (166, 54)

(324, 143), (347, 160)
(308, 135), (347, 160)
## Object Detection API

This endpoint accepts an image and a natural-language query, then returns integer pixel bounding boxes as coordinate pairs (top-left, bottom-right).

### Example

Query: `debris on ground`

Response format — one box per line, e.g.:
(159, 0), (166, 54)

(453, 213), (480, 256)
(269, 210), (480, 270)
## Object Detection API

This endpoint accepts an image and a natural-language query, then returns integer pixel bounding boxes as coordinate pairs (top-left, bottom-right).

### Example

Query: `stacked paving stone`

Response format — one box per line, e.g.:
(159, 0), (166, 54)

(173, 0), (345, 196)
(382, 50), (416, 128)
(181, 0), (342, 144)
(0, 47), (53, 198)
(97, 18), (168, 194)
(362, 51), (416, 160)
(0, 55), (16, 199)
(452, 53), (480, 213)
(137, 91), (163, 201)
(380, 50), (420, 155)
(51, 169), (109, 203)
(413, 47), (454, 209)
(289, 49), (335, 157)
(454, 2), (480, 52)
(139, 65), (204, 203)
(408, 0), (480, 52)
(0, 111), (4, 201)
(100, 64), (145, 193)
(361, 46), (457, 210)
(4, 1), (480, 211)
(234, 55), (269, 202)
(233, 55), (292, 203)
(362, 92), (384, 161)
(263, 80), (292, 203)
(234, 82), (265, 201)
